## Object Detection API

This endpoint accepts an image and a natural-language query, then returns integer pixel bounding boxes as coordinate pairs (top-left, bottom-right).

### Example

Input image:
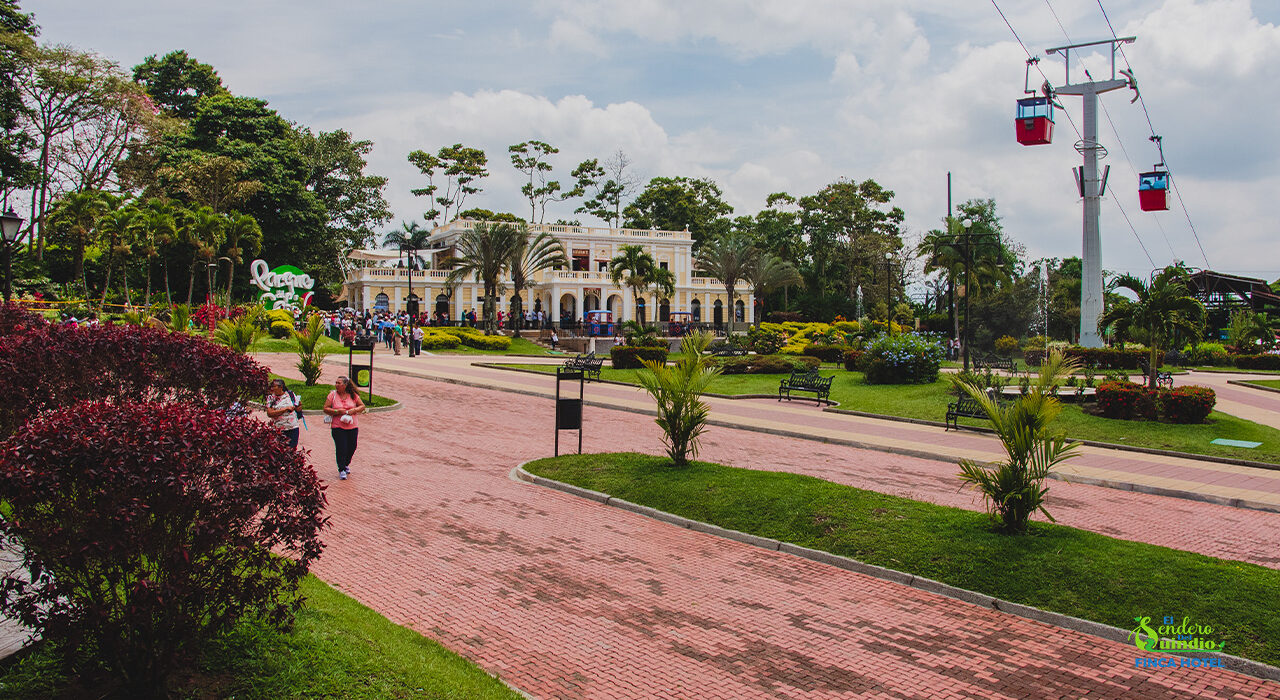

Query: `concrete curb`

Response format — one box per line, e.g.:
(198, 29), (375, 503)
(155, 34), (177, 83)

(512, 461), (1280, 684)
(1229, 379), (1280, 396)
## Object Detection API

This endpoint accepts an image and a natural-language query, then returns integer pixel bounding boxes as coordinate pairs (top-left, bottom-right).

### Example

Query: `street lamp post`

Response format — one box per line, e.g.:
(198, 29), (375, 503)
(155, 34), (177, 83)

(400, 243), (418, 357)
(961, 218), (973, 372)
(0, 208), (26, 303)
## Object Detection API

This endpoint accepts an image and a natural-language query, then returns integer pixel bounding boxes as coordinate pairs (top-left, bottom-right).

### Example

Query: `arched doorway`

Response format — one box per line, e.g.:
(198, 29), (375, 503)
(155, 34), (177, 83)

(607, 294), (622, 320)
(713, 300), (723, 325)
(559, 293), (577, 326)
(584, 294), (600, 313)
(658, 298), (670, 322)
(435, 294), (450, 317)
(635, 298), (647, 325)
(735, 299), (745, 323)
(690, 298), (701, 322)
(374, 293), (389, 312)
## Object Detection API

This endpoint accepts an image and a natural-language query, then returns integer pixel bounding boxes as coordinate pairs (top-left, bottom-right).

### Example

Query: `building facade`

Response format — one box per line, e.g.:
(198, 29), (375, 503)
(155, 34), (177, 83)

(343, 220), (754, 327)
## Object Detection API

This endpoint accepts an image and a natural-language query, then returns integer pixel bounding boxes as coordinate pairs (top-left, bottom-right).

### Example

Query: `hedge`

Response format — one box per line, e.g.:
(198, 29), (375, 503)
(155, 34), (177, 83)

(1096, 381), (1216, 423)
(1096, 381), (1156, 420)
(1235, 354), (1280, 370)
(1063, 346), (1152, 370)
(420, 332), (461, 349)
(802, 343), (848, 364)
(713, 354), (820, 375)
(434, 326), (512, 350)
(610, 345), (669, 369)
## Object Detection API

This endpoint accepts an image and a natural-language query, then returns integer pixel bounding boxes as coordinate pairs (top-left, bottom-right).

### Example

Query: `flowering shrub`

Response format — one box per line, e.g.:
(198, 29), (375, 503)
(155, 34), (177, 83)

(994, 335), (1020, 355)
(1158, 386), (1216, 423)
(191, 301), (231, 330)
(0, 321), (268, 438)
(1096, 380), (1156, 420)
(0, 401), (326, 693)
(843, 348), (865, 371)
(861, 333), (944, 384)
(1234, 354), (1280, 370)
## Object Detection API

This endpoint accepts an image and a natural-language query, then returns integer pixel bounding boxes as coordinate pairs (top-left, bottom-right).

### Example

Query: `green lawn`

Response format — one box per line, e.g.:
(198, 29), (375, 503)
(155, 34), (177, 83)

(431, 336), (552, 356)
(250, 335), (346, 354)
(526, 452), (1280, 667)
(1242, 379), (1280, 390)
(270, 374), (397, 408)
(503, 364), (1280, 464)
(0, 575), (520, 699)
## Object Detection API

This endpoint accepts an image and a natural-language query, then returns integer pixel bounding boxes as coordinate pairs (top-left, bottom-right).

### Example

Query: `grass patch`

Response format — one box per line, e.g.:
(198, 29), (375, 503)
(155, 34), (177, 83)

(269, 374), (397, 408)
(250, 335), (346, 354)
(1241, 379), (1280, 390)
(431, 336), (552, 356)
(0, 575), (520, 699)
(501, 364), (1280, 463)
(526, 452), (1280, 667)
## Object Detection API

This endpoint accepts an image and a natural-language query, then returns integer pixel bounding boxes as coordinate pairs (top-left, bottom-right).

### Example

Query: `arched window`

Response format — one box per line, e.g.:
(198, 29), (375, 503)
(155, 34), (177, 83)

(713, 300), (723, 325)
(658, 298), (670, 322)
(690, 298), (701, 322)
(735, 299), (745, 323)
(374, 293), (389, 311)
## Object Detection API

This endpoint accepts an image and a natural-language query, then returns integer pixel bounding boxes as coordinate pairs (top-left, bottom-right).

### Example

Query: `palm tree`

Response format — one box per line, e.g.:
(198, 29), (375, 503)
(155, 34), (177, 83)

(1099, 265), (1205, 388)
(1227, 310), (1275, 354)
(608, 244), (674, 326)
(508, 224), (567, 338)
(184, 207), (225, 306)
(694, 232), (758, 333)
(443, 222), (521, 334)
(222, 212), (263, 305)
(744, 253), (802, 326)
(97, 205), (142, 306)
(48, 191), (109, 296)
(138, 199), (179, 307)
(918, 226), (963, 338)
(381, 221), (433, 267)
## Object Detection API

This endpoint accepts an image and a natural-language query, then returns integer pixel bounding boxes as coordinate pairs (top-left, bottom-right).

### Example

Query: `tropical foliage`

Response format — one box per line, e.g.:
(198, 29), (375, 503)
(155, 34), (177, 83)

(635, 331), (720, 466)
(1098, 265), (1205, 389)
(443, 222), (521, 334)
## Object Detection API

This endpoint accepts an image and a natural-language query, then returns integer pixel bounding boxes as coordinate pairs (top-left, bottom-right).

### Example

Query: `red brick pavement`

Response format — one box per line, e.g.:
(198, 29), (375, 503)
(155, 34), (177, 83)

(276, 361), (1279, 699)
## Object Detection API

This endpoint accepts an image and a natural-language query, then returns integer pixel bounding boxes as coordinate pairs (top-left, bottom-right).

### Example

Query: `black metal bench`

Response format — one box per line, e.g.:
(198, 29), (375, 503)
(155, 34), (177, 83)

(945, 394), (994, 431)
(562, 352), (603, 382)
(1137, 359), (1173, 389)
(974, 354), (1015, 373)
(778, 370), (833, 405)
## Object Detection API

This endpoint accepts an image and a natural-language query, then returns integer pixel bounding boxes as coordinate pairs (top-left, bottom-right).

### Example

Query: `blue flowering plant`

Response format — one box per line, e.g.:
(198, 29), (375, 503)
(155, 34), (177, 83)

(861, 332), (945, 384)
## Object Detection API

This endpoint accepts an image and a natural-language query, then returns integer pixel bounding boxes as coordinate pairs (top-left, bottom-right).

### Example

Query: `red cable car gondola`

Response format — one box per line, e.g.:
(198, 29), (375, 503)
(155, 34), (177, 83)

(1138, 169), (1169, 211)
(1015, 97), (1054, 146)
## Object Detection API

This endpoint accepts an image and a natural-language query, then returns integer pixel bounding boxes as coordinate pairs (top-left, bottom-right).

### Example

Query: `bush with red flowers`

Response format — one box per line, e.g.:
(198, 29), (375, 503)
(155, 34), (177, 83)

(1095, 380), (1157, 420)
(843, 348), (865, 371)
(0, 321), (267, 438)
(1157, 385), (1217, 424)
(802, 343), (847, 364)
(0, 401), (326, 693)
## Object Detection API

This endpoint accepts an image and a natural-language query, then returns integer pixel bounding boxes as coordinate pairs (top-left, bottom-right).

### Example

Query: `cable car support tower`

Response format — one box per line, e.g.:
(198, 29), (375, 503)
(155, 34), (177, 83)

(1044, 36), (1137, 347)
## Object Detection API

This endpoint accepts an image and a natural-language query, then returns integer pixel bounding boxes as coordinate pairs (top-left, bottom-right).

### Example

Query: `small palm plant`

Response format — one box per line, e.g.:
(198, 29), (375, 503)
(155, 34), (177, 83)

(954, 349), (1081, 534)
(292, 310), (330, 386)
(213, 306), (264, 355)
(636, 331), (721, 466)
(168, 304), (192, 334)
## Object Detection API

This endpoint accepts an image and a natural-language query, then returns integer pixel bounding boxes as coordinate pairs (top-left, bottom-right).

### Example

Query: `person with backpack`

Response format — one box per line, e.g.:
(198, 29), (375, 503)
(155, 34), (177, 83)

(324, 375), (365, 480)
(265, 378), (303, 448)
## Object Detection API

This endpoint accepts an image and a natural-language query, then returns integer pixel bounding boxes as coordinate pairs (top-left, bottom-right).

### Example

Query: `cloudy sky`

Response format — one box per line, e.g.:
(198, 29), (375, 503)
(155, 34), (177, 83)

(23, 0), (1280, 281)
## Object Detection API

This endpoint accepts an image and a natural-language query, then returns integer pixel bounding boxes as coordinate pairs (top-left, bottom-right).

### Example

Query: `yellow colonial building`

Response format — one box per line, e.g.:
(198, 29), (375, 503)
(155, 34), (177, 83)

(343, 220), (753, 327)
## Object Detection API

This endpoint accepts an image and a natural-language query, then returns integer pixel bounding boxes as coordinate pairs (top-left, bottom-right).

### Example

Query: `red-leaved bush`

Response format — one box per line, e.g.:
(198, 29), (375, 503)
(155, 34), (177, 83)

(0, 302), (43, 336)
(1096, 380), (1156, 420)
(0, 401), (326, 694)
(1157, 385), (1216, 423)
(0, 321), (267, 437)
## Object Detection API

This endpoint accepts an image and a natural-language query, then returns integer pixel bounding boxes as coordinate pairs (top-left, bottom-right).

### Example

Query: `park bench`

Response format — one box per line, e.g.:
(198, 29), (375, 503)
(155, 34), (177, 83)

(1137, 358), (1173, 389)
(561, 352), (603, 382)
(778, 370), (833, 405)
(945, 394), (995, 431)
(974, 353), (1015, 373)
(712, 347), (748, 357)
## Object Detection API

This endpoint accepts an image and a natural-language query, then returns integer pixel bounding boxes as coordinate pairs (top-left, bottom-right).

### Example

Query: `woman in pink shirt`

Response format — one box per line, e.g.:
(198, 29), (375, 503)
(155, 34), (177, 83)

(324, 375), (366, 480)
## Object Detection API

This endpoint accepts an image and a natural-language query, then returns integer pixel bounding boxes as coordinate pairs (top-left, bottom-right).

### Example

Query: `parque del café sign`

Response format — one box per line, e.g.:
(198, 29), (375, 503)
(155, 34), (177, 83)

(250, 259), (314, 310)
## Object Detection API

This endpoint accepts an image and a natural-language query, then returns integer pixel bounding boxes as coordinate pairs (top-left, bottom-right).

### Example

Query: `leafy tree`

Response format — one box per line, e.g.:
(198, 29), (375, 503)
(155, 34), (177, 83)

(163, 154), (262, 214)
(744, 253), (802, 325)
(47, 189), (109, 293)
(623, 176), (732, 243)
(443, 222), (520, 335)
(221, 212), (262, 302)
(407, 143), (487, 225)
(137, 198), (180, 305)
(96, 203), (141, 304)
(298, 128), (391, 252)
(456, 207), (522, 223)
(636, 331), (720, 466)
(131, 50), (226, 119)
(797, 178), (904, 311)
(510, 140), (572, 223)
(572, 149), (640, 226)
(508, 225), (567, 337)
(381, 220), (432, 268)
(1098, 265), (1205, 388)
(609, 243), (674, 325)
(1227, 310), (1275, 353)
(183, 206), (224, 305)
(0, 1), (38, 198)
(694, 232), (758, 332)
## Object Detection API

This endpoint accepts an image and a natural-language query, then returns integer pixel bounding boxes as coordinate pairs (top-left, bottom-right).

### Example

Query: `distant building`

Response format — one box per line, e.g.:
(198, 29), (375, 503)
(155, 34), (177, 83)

(343, 220), (753, 326)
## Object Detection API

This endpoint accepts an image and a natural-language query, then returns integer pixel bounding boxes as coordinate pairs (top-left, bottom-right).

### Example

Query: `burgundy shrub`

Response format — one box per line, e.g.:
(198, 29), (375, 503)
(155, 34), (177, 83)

(0, 303), (43, 336)
(0, 401), (326, 693)
(0, 322), (268, 437)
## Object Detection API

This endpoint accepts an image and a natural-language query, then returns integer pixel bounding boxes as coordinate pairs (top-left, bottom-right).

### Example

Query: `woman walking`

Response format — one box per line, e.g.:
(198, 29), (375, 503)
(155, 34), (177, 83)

(324, 375), (366, 480)
(264, 378), (301, 448)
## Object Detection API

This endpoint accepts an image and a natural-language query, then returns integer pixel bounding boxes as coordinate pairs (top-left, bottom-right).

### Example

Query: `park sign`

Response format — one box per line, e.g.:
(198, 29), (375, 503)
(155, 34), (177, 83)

(250, 259), (314, 310)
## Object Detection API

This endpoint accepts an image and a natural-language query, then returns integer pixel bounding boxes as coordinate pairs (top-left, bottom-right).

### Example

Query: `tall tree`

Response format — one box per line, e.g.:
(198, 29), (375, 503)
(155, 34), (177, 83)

(163, 154), (262, 214)
(407, 144), (487, 226)
(221, 212), (261, 302)
(183, 206), (224, 305)
(131, 50), (226, 119)
(443, 222), (520, 335)
(508, 225), (567, 338)
(694, 232), (758, 332)
(1099, 265), (1205, 388)
(47, 189), (109, 294)
(623, 176), (732, 244)
(299, 128), (391, 254)
(96, 203), (141, 305)
(608, 243), (674, 326)
(744, 253), (802, 326)
(0, 0), (38, 200)
(797, 178), (905, 312)
(381, 220), (432, 268)
(137, 197), (178, 306)
(571, 149), (640, 227)
(509, 140), (571, 224)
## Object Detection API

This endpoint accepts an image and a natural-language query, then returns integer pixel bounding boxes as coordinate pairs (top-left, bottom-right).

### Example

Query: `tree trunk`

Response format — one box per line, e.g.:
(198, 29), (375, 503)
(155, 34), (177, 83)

(121, 262), (131, 309)
(144, 258), (152, 308)
(163, 259), (172, 307)
(186, 261), (196, 306)
(99, 252), (113, 307)
(512, 285), (524, 338)
(225, 260), (234, 312)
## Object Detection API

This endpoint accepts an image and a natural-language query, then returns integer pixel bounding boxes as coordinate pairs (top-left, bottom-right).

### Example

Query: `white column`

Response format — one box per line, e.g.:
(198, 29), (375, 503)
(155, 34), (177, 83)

(551, 284), (562, 325)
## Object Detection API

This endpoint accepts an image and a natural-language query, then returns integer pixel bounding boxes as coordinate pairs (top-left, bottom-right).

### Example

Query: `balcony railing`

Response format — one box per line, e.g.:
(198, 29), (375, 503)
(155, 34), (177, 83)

(429, 219), (690, 242)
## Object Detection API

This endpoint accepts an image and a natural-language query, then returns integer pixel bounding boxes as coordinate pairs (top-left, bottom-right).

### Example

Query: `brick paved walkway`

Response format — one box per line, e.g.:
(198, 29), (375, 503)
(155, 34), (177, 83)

(272, 359), (1280, 698)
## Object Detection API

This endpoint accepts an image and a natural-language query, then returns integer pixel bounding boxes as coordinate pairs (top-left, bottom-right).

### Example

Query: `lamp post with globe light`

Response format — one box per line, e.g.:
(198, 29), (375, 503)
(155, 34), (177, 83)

(0, 208), (25, 303)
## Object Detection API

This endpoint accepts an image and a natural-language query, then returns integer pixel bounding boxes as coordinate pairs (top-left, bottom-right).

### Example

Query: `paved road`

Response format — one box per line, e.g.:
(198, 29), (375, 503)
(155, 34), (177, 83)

(272, 357), (1280, 699)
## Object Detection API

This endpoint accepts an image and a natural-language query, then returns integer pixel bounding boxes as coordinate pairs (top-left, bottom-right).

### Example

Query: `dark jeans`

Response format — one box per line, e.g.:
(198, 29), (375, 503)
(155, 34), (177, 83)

(283, 427), (299, 449)
(331, 427), (358, 469)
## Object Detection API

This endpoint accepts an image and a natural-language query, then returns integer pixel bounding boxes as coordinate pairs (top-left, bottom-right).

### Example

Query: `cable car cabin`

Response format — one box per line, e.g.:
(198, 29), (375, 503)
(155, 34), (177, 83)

(667, 312), (694, 337)
(1015, 97), (1054, 146)
(1138, 170), (1170, 211)
(584, 309), (614, 337)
